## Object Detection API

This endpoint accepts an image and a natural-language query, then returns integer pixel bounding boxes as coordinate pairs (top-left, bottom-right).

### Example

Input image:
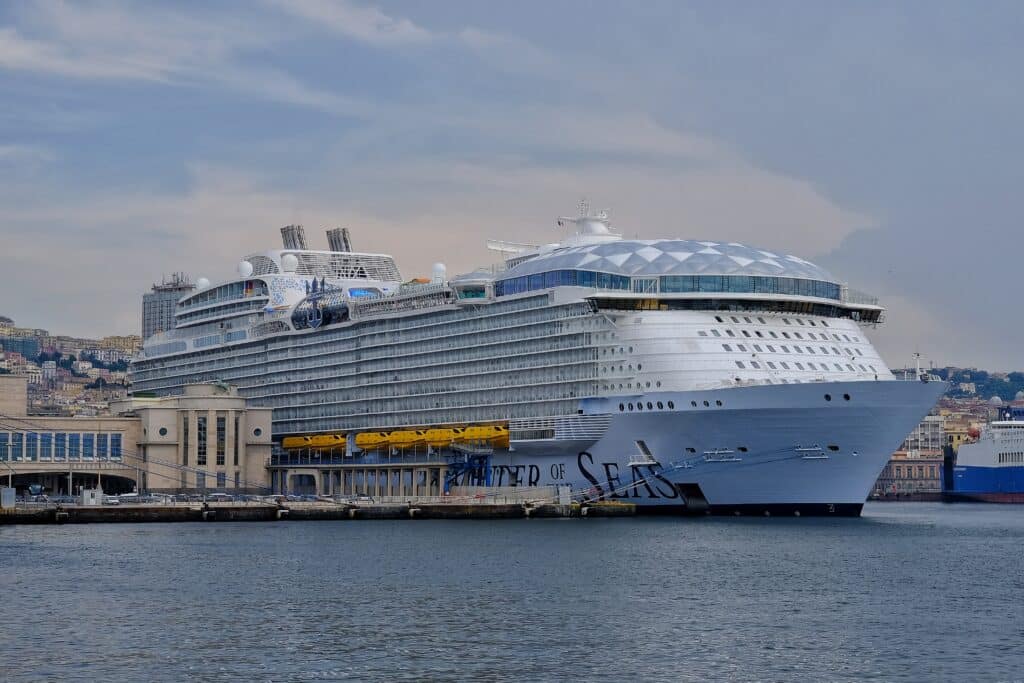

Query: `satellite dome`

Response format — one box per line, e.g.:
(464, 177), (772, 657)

(431, 262), (446, 284)
(1015, 391), (1024, 401)
(195, 277), (211, 290)
(989, 396), (1004, 406)
(237, 260), (254, 278)
(281, 254), (298, 273)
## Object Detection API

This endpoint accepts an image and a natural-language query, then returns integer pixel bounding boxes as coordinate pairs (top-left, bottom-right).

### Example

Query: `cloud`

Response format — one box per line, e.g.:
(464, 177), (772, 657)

(265, 0), (434, 46)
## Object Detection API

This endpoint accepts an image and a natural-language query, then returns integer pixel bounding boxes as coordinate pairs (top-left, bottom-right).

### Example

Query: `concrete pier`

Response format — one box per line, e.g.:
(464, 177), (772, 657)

(0, 500), (636, 525)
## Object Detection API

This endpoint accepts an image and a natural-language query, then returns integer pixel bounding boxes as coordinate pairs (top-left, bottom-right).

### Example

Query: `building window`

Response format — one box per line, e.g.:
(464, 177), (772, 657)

(197, 416), (207, 466)
(216, 416), (226, 467)
(196, 471), (205, 489)
(234, 414), (240, 467)
(54, 433), (66, 460)
(83, 433), (95, 460)
(68, 433), (80, 461)
(111, 434), (122, 460)
(217, 472), (227, 488)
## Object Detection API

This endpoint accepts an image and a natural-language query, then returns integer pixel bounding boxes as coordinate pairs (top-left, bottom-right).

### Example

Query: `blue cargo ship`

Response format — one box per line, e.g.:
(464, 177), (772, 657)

(948, 406), (1024, 503)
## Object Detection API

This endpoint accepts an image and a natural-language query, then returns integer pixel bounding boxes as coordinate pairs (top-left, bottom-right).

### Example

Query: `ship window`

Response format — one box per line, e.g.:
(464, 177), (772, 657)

(725, 329), (736, 337)
(731, 316), (740, 323)
(647, 402), (654, 410)
(828, 445), (839, 451)
(691, 401), (698, 407)
(797, 319), (805, 325)
(769, 331), (778, 338)
(795, 362), (804, 370)
(657, 401), (664, 409)
(667, 401), (675, 409)
(821, 320), (829, 327)
(738, 447), (748, 452)
(824, 394), (832, 401)
(809, 320), (816, 326)
(807, 347), (815, 354)
(820, 347), (829, 355)
(710, 330), (721, 337)
(754, 345), (763, 352)
(735, 361), (746, 369)
(744, 317), (752, 323)
(781, 362), (790, 369)
(751, 361), (761, 369)
(843, 394), (851, 401)
(832, 347), (841, 355)
(716, 400), (723, 406)
(742, 330), (751, 337)
(782, 332), (791, 339)
(723, 344), (732, 352)
(834, 363), (843, 371)
(858, 364), (867, 372)
(869, 365), (876, 372)
(628, 403), (634, 411)
(686, 447), (696, 453)
(637, 403), (643, 411)
(767, 362), (777, 369)
(656, 381), (662, 387)
(757, 317), (766, 324)
(755, 331), (764, 338)
(698, 331), (708, 336)
(781, 346), (789, 353)
(737, 344), (747, 352)
(767, 345), (775, 352)
(794, 332), (803, 339)
(856, 349), (864, 356)
(846, 364), (855, 372)
(715, 316), (723, 322)
(783, 318), (791, 325)
(703, 400), (710, 407)
(619, 404), (625, 411)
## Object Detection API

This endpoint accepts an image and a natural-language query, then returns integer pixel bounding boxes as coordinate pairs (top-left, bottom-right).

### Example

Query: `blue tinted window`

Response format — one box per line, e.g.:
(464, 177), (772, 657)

(40, 433), (52, 460)
(97, 433), (109, 460)
(0, 433), (7, 461)
(111, 434), (122, 460)
(83, 433), (95, 459)
(68, 433), (80, 460)
(11, 433), (22, 461)
(25, 433), (38, 461)
(55, 433), (66, 460)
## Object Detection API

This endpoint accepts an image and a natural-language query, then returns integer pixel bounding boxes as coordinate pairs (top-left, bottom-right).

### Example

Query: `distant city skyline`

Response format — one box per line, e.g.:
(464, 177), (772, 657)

(2, 1), (1021, 370)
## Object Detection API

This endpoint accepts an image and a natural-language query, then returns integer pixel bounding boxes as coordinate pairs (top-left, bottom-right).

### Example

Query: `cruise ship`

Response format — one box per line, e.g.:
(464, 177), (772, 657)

(948, 405), (1024, 503)
(130, 209), (946, 515)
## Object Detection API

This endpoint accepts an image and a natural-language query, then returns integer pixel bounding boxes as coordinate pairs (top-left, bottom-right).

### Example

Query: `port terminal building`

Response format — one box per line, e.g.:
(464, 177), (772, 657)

(0, 376), (271, 495)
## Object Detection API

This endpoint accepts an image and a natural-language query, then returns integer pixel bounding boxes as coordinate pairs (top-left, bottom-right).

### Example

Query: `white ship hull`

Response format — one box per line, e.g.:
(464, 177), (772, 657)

(484, 380), (947, 514)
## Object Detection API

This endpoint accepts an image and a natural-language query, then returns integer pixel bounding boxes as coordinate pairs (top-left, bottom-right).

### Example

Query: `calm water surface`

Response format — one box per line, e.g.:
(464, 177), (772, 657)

(1, 503), (1022, 682)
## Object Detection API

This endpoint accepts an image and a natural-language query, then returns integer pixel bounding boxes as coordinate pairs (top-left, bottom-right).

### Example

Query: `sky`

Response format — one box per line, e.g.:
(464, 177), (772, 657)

(1, 1), (1021, 370)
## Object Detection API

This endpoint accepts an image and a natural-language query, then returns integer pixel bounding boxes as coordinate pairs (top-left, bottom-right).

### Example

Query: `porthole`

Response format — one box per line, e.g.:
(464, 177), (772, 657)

(703, 400), (710, 407)
(843, 393), (851, 401)
(667, 401), (675, 409)
(628, 346), (633, 353)
(738, 446), (748, 453)
(645, 381), (651, 388)
(686, 447), (696, 453)
(647, 402), (653, 410)
(637, 402), (643, 411)
(158, 427), (168, 437)
(656, 381), (662, 388)
(619, 403), (625, 412)
(824, 394), (832, 402)
(253, 427), (263, 437)
(657, 401), (664, 409)
(716, 400), (723, 406)
(828, 445), (840, 451)
(691, 401), (698, 407)
(637, 363), (642, 370)
(628, 403), (634, 411)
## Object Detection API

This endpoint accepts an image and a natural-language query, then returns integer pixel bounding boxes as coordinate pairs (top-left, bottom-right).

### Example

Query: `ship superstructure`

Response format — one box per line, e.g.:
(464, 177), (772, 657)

(130, 213), (946, 515)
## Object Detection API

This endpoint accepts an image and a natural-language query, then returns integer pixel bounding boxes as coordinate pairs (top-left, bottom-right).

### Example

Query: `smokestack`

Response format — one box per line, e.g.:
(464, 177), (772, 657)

(280, 225), (308, 250)
(326, 227), (354, 253)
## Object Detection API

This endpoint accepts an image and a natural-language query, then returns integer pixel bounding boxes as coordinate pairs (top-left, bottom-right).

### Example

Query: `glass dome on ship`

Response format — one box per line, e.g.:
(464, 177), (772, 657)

(130, 210), (944, 516)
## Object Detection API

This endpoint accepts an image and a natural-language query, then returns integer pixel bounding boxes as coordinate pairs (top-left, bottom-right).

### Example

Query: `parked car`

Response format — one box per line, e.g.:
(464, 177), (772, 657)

(102, 495), (121, 505)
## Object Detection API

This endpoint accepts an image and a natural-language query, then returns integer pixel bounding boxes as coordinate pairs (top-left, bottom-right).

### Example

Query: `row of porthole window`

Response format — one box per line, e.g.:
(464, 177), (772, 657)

(602, 380), (663, 391)
(618, 398), (724, 412)
(735, 359), (875, 374)
(699, 326), (861, 344)
(721, 341), (865, 358)
(714, 314), (833, 329)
